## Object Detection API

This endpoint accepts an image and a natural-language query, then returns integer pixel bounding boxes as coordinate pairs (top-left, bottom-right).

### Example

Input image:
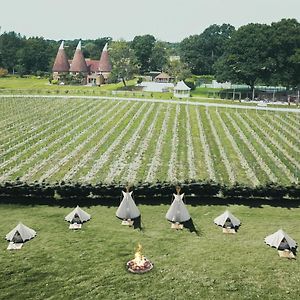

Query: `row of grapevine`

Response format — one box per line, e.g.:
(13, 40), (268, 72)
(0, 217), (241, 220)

(0, 97), (299, 187)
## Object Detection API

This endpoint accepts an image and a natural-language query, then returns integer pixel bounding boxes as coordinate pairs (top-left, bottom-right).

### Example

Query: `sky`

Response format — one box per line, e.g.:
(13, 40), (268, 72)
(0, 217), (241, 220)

(1, 0), (299, 42)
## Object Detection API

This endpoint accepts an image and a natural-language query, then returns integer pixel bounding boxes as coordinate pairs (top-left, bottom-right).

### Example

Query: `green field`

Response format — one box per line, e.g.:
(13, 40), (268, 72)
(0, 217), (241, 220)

(0, 97), (299, 186)
(0, 203), (299, 299)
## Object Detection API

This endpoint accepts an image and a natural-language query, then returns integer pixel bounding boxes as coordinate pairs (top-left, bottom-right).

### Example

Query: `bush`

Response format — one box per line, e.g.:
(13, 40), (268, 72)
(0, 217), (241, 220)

(51, 79), (58, 85)
(0, 68), (8, 77)
(184, 80), (196, 90)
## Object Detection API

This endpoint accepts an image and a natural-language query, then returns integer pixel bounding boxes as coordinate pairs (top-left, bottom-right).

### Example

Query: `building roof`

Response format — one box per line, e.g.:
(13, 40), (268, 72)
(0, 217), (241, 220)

(137, 81), (174, 92)
(86, 59), (99, 73)
(98, 43), (112, 72)
(69, 41), (88, 73)
(174, 80), (191, 91)
(52, 41), (70, 72)
(155, 72), (171, 80)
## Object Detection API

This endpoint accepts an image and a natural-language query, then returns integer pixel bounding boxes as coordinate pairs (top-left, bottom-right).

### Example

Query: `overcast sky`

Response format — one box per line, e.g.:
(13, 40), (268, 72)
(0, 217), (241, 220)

(1, 0), (299, 42)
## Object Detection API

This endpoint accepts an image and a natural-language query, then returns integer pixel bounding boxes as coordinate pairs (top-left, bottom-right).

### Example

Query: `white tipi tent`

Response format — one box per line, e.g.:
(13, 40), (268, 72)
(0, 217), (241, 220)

(214, 210), (241, 228)
(165, 189), (191, 227)
(116, 191), (140, 225)
(6, 222), (36, 249)
(265, 229), (297, 250)
(65, 206), (91, 229)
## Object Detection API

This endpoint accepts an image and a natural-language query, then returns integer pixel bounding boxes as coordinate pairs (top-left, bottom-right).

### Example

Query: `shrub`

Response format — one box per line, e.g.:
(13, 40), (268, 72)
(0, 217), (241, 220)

(51, 79), (58, 85)
(185, 80), (196, 90)
(0, 68), (8, 77)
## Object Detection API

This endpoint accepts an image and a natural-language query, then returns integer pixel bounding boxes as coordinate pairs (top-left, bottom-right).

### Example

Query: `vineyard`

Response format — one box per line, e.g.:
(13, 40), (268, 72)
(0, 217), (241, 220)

(0, 97), (299, 187)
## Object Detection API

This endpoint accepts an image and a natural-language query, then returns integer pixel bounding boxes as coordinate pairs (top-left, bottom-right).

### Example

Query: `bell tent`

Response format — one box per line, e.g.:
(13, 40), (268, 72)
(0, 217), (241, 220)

(5, 222), (36, 250)
(214, 210), (241, 233)
(116, 190), (140, 226)
(65, 206), (91, 229)
(166, 188), (191, 229)
(265, 229), (297, 258)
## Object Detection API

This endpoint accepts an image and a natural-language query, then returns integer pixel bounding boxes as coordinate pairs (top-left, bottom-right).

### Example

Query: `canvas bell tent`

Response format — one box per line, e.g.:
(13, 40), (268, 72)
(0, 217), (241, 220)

(265, 229), (297, 258)
(116, 191), (140, 225)
(165, 190), (191, 229)
(214, 210), (241, 233)
(65, 206), (91, 229)
(5, 222), (36, 250)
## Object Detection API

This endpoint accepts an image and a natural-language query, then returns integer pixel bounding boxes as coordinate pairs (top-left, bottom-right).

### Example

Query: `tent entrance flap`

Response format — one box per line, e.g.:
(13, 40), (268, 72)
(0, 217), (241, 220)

(12, 231), (23, 243)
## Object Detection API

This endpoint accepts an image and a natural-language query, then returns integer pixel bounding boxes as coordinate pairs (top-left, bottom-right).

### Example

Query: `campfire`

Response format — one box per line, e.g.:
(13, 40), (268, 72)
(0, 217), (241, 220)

(126, 244), (153, 274)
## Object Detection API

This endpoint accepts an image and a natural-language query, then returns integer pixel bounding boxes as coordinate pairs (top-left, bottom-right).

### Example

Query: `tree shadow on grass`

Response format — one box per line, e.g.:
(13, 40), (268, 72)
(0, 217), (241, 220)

(0, 195), (299, 209)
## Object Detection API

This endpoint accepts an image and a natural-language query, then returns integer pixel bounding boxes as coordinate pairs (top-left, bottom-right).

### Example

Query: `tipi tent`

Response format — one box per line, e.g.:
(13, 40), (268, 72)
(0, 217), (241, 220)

(65, 206), (91, 229)
(265, 229), (297, 250)
(6, 222), (36, 249)
(116, 191), (140, 225)
(165, 191), (191, 226)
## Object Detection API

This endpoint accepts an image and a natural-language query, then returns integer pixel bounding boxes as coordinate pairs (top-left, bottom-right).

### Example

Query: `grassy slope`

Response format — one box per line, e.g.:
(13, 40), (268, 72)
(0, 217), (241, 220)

(0, 203), (299, 300)
(1, 76), (298, 108)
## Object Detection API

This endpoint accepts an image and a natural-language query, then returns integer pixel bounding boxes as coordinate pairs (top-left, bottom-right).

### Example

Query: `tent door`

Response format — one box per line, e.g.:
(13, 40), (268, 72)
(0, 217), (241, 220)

(12, 231), (23, 243)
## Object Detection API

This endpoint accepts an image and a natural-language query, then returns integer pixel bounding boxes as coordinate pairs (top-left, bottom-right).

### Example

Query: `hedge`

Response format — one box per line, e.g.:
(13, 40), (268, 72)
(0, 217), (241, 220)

(0, 181), (299, 205)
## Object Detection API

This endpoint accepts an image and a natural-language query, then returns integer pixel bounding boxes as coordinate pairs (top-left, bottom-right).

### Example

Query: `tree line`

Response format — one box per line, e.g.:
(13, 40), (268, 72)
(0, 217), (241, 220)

(0, 18), (299, 89)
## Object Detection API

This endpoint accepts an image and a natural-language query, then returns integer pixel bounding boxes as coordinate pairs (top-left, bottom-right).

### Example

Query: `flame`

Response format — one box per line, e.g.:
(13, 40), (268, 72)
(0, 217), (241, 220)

(127, 243), (153, 273)
(133, 243), (145, 266)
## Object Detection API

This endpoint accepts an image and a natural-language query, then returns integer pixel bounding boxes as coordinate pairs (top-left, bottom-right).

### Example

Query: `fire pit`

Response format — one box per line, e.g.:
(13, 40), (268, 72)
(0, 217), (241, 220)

(126, 244), (153, 274)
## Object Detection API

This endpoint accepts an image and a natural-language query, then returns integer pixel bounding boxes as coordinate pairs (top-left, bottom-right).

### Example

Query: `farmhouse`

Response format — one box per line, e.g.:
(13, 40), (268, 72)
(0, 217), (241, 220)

(52, 41), (112, 85)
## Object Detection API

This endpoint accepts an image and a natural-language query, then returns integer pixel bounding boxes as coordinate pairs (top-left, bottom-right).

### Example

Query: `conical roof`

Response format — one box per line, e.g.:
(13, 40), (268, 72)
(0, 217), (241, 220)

(52, 41), (70, 72)
(265, 229), (297, 249)
(65, 206), (91, 223)
(165, 193), (191, 223)
(214, 210), (241, 227)
(116, 191), (140, 219)
(98, 43), (112, 72)
(69, 41), (88, 72)
(5, 222), (36, 243)
(174, 80), (191, 91)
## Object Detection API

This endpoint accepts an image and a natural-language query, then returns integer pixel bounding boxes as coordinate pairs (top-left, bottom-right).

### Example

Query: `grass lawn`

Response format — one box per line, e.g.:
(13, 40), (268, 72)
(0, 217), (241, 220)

(1, 76), (298, 109)
(0, 203), (299, 299)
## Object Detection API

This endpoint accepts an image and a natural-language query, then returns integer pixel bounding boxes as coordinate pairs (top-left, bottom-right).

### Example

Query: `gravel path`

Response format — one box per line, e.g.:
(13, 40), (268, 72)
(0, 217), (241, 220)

(1, 94), (300, 113)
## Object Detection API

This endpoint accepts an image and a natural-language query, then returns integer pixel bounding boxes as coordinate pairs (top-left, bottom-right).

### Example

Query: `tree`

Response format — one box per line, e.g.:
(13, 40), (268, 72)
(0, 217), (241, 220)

(16, 37), (53, 74)
(180, 24), (235, 75)
(149, 41), (169, 71)
(166, 60), (191, 81)
(0, 31), (25, 73)
(268, 19), (300, 89)
(109, 40), (139, 86)
(82, 37), (112, 59)
(214, 23), (272, 96)
(131, 34), (156, 73)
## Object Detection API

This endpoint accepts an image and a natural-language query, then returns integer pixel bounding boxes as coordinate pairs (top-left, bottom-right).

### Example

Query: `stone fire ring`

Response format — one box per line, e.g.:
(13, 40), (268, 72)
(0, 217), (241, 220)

(126, 260), (154, 274)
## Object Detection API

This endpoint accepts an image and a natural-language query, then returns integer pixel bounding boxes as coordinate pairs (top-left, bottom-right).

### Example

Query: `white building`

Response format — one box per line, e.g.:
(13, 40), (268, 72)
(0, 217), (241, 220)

(174, 81), (191, 98)
(137, 81), (174, 92)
